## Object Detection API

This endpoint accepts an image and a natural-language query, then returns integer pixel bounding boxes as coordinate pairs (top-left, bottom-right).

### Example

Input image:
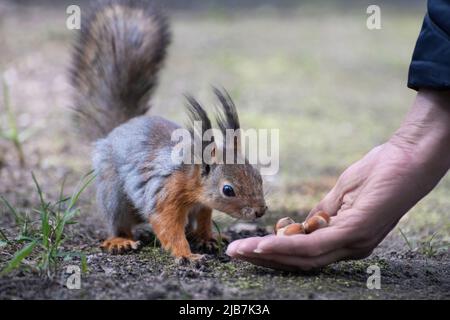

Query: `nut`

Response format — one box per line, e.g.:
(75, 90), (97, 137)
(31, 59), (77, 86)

(314, 211), (330, 224)
(277, 223), (305, 236)
(303, 211), (330, 234)
(274, 211), (330, 236)
(274, 217), (295, 233)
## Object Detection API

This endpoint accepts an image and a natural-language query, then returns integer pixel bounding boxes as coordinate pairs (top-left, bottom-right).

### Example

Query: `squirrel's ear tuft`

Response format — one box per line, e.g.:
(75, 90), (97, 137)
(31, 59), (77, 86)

(214, 87), (241, 156)
(214, 87), (240, 133)
(185, 95), (213, 137)
(185, 94), (218, 171)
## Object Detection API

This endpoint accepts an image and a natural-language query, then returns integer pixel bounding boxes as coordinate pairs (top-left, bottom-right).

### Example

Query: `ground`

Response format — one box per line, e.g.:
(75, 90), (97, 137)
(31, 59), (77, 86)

(0, 1), (449, 299)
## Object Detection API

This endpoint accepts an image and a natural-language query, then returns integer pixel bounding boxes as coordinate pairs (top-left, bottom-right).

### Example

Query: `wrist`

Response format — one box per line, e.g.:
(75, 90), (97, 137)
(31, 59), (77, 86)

(389, 89), (450, 170)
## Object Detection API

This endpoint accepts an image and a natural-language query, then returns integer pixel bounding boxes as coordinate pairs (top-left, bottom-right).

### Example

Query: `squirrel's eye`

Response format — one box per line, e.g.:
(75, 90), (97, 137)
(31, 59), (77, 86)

(222, 185), (236, 197)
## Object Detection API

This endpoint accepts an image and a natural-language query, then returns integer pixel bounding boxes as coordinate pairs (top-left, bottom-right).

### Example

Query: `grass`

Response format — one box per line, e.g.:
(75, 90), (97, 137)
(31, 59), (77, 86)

(421, 232), (438, 258)
(0, 195), (31, 239)
(212, 219), (224, 255)
(0, 171), (95, 277)
(399, 227), (414, 251)
(419, 232), (449, 258)
(0, 228), (9, 246)
(398, 227), (448, 258)
(0, 78), (34, 167)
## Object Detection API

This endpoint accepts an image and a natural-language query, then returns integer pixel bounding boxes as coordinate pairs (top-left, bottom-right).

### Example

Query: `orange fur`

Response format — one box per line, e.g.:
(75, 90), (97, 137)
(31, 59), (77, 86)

(150, 166), (203, 258)
(193, 207), (213, 241)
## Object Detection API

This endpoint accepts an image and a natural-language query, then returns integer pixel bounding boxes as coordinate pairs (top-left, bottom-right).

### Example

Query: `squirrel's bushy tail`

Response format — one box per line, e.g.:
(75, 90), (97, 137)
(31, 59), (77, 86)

(70, 0), (170, 140)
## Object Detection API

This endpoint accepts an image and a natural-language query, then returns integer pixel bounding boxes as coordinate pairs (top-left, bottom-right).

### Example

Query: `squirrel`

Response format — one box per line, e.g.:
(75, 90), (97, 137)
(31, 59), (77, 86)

(70, 0), (267, 260)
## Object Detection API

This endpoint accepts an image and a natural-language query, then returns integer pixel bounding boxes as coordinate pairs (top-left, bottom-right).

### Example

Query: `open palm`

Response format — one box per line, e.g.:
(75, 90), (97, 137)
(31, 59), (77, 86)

(226, 90), (450, 271)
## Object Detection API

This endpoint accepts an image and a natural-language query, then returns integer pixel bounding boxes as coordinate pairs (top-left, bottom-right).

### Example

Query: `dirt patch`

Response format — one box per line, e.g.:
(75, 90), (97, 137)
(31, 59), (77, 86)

(1, 204), (448, 300)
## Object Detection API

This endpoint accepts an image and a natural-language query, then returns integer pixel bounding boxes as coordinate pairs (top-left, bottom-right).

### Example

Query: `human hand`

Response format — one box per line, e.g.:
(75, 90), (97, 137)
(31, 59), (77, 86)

(226, 90), (450, 271)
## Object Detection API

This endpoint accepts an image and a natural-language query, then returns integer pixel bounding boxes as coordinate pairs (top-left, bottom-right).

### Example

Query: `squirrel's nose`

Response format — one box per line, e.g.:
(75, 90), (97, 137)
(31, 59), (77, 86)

(255, 206), (268, 218)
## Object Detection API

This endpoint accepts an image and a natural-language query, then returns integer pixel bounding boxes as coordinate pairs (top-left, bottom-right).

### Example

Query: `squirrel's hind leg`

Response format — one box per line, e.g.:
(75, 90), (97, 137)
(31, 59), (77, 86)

(101, 237), (140, 254)
(95, 150), (142, 254)
(100, 210), (142, 254)
(98, 197), (142, 254)
(98, 196), (142, 254)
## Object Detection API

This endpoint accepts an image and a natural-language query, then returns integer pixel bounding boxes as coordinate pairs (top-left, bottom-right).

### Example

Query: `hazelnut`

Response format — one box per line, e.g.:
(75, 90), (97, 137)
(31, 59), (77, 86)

(274, 211), (330, 236)
(277, 223), (305, 236)
(304, 211), (330, 233)
(314, 211), (330, 223)
(274, 217), (295, 233)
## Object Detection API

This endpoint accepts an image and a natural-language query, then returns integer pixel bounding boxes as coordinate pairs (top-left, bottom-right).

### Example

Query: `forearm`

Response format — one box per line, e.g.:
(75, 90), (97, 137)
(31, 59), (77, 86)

(390, 89), (450, 172)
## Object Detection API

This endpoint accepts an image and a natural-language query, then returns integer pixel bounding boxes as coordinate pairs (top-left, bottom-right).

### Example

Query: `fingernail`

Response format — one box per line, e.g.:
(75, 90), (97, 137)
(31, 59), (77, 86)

(253, 248), (263, 254)
(236, 249), (244, 255)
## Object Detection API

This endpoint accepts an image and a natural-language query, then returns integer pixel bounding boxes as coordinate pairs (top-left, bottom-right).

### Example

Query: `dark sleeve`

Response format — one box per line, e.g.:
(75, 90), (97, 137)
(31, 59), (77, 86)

(407, 0), (450, 90)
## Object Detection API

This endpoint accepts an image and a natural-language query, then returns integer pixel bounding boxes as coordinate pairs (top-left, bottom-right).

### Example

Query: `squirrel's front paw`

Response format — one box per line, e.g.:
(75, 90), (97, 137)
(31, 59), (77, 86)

(194, 234), (230, 254)
(100, 237), (141, 254)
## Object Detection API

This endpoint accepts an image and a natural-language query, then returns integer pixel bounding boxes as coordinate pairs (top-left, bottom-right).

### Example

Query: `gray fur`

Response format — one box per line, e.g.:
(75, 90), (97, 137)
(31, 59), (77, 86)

(74, 0), (267, 243)
(93, 116), (181, 236)
(71, 0), (173, 237)
(71, 0), (170, 140)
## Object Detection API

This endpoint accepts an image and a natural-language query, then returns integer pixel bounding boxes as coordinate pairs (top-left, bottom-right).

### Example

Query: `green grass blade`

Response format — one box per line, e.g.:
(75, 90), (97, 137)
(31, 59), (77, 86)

(57, 175), (67, 213)
(32, 173), (50, 248)
(55, 171), (94, 249)
(1, 241), (37, 275)
(2, 172), (93, 278)
(80, 253), (88, 273)
(31, 172), (45, 207)
(0, 228), (9, 242)
(399, 227), (413, 251)
(16, 235), (36, 242)
(212, 220), (223, 255)
(0, 195), (23, 225)
(67, 171), (95, 211)
(2, 78), (25, 166)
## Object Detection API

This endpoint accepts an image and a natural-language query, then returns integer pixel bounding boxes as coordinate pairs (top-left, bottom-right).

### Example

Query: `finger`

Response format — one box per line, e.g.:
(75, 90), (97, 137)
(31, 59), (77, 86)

(307, 186), (342, 219)
(226, 237), (264, 257)
(255, 226), (351, 257)
(236, 248), (352, 271)
(307, 155), (377, 219)
(225, 239), (241, 256)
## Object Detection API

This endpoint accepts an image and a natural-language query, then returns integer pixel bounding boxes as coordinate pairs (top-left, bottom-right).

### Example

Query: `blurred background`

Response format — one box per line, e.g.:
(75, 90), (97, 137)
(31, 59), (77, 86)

(0, 0), (448, 255)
